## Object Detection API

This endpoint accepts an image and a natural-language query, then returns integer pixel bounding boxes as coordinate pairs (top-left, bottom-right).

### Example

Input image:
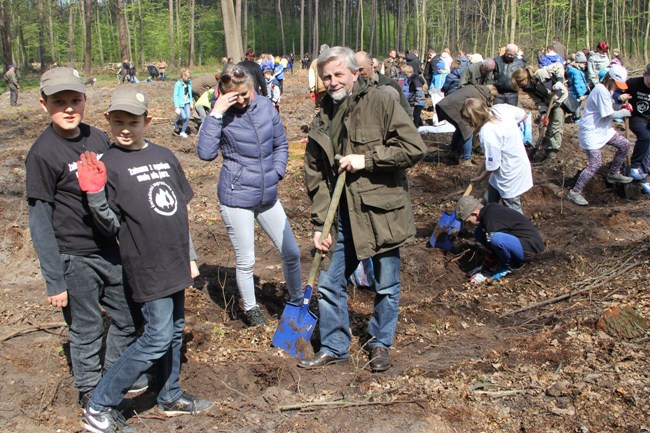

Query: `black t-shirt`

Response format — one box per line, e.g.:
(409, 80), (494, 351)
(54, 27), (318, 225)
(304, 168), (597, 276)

(26, 123), (117, 254)
(103, 142), (194, 303)
(478, 204), (544, 260)
(626, 77), (650, 122)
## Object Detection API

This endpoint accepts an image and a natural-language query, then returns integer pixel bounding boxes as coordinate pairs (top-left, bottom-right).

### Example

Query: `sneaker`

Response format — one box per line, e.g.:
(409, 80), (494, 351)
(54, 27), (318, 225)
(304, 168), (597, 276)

(606, 172), (633, 184)
(179, 131), (189, 139)
(172, 129), (180, 136)
(567, 189), (589, 206)
(81, 406), (137, 433)
(244, 305), (265, 327)
(127, 373), (151, 394)
(640, 181), (650, 195)
(159, 392), (213, 417)
(629, 168), (647, 180)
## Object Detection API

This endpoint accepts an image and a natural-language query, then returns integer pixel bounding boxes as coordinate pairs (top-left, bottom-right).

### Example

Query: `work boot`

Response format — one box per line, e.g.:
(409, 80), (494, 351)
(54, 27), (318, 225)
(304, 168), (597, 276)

(244, 306), (265, 327)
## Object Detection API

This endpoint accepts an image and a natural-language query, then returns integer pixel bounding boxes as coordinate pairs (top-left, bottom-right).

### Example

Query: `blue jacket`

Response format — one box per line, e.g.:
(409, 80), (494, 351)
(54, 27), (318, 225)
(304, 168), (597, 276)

(196, 95), (288, 208)
(538, 52), (564, 67)
(566, 65), (589, 98)
(442, 67), (463, 95)
(173, 79), (193, 108)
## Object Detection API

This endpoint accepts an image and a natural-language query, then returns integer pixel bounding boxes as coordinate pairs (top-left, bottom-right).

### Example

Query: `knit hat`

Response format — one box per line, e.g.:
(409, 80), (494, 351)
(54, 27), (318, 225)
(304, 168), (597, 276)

(607, 64), (628, 90)
(40, 67), (86, 96)
(455, 196), (481, 222)
(108, 87), (148, 115)
(574, 52), (587, 63)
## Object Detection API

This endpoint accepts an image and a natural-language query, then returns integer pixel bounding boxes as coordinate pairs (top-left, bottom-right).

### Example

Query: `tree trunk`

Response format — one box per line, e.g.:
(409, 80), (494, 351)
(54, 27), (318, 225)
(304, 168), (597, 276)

(83, 0), (92, 75)
(168, 0), (175, 68)
(221, 0), (243, 60)
(509, 0), (516, 45)
(37, 0), (46, 71)
(116, 0), (128, 62)
(95, 0), (104, 66)
(235, 0), (242, 50)
(299, 0), (304, 58)
(0, 0), (12, 68)
(278, 0), (285, 54)
(312, 0), (319, 59)
(243, 0), (248, 51)
(68, 3), (75, 66)
(48, 0), (55, 63)
(138, 0), (144, 66)
(189, 0), (195, 67)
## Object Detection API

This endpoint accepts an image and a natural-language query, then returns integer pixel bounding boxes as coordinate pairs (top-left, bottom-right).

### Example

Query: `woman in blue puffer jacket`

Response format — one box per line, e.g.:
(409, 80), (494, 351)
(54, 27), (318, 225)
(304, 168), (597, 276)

(196, 64), (303, 327)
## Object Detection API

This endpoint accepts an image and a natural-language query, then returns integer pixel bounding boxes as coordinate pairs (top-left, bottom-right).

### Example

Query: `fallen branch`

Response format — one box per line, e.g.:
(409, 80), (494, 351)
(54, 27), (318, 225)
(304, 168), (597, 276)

(504, 248), (648, 316)
(278, 398), (426, 412)
(472, 389), (528, 397)
(1, 323), (67, 342)
(221, 380), (268, 412)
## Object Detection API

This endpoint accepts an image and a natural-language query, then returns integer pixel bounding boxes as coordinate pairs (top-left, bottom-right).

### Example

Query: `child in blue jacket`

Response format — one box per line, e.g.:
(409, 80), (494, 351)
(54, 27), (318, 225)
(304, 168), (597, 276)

(173, 68), (193, 138)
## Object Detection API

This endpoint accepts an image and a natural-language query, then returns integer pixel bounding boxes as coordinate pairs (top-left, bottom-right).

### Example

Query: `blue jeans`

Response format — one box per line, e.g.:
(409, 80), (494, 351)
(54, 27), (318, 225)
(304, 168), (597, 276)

(174, 104), (191, 133)
(475, 228), (524, 269)
(61, 250), (138, 394)
(220, 200), (303, 311)
(450, 130), (473, 161)
(317, 211), (401, 358)
(89, 290), (185, 410)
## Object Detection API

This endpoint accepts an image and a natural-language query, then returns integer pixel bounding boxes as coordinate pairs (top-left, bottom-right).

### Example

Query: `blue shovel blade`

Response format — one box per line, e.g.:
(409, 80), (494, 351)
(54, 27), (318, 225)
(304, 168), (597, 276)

(272, 285), (318, 359)
(431, 210), (461, 251)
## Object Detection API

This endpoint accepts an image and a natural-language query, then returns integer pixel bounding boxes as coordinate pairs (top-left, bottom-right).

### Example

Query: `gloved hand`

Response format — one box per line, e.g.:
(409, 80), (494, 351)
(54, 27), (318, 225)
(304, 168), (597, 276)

(175, 107), (181, 115)
(541, 117), (550, 127)
(310, 92), (316, 101)
(623, 103), (633, 113)
(77, 151), (106, 193)
(469, 272), (488, 284)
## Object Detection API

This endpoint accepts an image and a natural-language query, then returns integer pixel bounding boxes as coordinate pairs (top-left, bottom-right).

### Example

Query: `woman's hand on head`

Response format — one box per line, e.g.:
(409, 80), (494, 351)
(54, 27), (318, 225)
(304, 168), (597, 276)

(212, 91), (241, 116)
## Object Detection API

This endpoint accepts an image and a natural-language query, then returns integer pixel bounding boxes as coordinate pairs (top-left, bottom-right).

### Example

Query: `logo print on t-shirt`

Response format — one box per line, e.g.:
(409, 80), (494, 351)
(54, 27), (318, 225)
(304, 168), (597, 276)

(148, 181), (178, 216)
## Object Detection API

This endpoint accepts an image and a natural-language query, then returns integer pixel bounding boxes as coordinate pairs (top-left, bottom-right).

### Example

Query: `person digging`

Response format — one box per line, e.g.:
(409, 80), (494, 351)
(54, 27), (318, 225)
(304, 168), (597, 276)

(455, 196), (544, 284)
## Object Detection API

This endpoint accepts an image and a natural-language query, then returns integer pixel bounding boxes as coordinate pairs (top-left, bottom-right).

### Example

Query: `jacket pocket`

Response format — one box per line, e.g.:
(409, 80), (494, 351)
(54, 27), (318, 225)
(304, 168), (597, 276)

(348, 128), (383, 151)
(360, 190), (410, 246)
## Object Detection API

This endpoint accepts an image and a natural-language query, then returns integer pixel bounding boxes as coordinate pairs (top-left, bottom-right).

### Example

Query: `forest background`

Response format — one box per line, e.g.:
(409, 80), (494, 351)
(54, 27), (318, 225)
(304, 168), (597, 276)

(0, 0), (648, 79)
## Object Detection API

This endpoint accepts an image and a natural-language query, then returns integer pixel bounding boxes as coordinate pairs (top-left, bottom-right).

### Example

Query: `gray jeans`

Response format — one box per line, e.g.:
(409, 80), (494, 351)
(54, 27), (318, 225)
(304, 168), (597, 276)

(61, 250), (138, 394)
(220, 200), (303, 311)
(484, 183), (523, 214)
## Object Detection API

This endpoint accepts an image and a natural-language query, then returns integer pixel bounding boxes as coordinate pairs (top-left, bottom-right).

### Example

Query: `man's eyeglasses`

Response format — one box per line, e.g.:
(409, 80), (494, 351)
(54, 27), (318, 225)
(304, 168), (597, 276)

(221, 69), (246, 85)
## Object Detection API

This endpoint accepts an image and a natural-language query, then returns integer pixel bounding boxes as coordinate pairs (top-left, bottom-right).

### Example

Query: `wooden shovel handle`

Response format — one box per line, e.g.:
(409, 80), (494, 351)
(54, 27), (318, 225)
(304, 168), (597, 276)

(306, 170), (347, 287)
(463, 183), (473, 197)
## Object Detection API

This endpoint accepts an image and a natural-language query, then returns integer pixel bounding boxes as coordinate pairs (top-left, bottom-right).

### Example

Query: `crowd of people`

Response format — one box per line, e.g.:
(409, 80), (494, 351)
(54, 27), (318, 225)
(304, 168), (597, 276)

(22, 39), (649, 432)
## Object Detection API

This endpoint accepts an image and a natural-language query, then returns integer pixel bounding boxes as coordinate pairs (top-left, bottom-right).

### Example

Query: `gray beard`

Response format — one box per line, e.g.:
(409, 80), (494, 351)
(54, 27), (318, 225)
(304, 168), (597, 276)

(330, 91), (347, 103)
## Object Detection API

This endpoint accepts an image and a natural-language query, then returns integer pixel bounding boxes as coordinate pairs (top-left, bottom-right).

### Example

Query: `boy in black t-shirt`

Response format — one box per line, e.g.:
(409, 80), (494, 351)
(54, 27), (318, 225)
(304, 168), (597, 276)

(25, 67), (139, 405)
(455, 196), (544, 285)
(78, 87), (211, 433)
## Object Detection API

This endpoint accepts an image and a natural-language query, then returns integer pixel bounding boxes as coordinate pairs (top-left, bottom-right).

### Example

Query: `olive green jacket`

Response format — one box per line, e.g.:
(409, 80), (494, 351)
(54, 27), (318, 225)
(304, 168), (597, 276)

(304, 78), (427, 260)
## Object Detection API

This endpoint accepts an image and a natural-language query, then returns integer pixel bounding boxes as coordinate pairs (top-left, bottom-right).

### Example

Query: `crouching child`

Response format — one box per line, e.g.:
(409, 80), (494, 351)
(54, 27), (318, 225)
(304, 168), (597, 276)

(78, 87), (211, 433)
(455, 196), (544, 284)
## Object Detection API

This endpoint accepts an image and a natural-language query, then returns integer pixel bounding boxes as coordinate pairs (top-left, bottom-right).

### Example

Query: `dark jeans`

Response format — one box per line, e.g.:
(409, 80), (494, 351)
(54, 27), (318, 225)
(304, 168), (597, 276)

(90, 290), (185, 410)
(629, 116), (650, 174)
(61, 251), (138, 394)
(494, 92), (519, 106)
(412, 106), (424, 128)
(316, 210), (401, 358)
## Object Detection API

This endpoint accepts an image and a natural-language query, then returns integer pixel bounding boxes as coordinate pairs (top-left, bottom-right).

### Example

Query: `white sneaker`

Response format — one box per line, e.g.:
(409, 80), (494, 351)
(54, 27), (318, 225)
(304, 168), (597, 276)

(179, 131), (189, 139)
(606, 172), (633, 184)
(567, 189), (588, 206)
(629, 168), (647, 180)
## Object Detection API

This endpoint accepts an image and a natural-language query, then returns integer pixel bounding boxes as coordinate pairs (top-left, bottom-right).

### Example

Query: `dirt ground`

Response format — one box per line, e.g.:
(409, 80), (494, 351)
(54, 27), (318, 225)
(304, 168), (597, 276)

(0, 68), (648, 433)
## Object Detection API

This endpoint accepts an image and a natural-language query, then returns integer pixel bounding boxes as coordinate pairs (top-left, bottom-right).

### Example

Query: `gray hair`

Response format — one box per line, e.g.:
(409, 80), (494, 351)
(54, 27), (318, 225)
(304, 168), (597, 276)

(355, 51), (373, 67)
(505, 44), (518, 54)
(317, 46), (359, 77)
(482, 58), (496, 69)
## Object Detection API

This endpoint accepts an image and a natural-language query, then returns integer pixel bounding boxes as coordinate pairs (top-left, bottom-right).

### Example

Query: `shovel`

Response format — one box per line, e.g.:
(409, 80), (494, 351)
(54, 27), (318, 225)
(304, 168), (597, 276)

(272, 170), (347, 358)
(430, 184), (472, 251)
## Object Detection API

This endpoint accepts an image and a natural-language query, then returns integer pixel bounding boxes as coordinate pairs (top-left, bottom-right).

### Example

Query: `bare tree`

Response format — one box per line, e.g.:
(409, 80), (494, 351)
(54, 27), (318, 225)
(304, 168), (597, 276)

(221, 0), (243, 60)
(83, 0), (92, 75)
(68, 3), (75, 66)
(278, 0), (286, 54)
(169, 0), (175, 68)
(116, 0), (128, 61)
(0, 0), (12, 68)
(189, 0), (195, 67)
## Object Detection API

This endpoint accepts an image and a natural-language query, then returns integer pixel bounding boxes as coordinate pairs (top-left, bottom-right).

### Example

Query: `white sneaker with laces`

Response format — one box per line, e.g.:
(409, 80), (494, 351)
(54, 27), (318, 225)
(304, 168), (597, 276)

(567, 189), (589, 206)
(179, 131), (189, 139)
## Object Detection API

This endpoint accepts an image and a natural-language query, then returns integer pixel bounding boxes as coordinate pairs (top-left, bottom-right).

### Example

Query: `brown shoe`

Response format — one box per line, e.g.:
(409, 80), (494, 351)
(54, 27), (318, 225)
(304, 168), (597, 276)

(459, 159), (474, 167)
(297, 351), (348, 369)
(369, 347), (391, 372)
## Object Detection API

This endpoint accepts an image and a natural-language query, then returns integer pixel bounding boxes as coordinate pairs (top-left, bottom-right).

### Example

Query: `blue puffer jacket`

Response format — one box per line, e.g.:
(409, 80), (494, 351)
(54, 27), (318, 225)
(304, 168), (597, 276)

(566, 65), (589, 98)
(196, 95), (288, 208)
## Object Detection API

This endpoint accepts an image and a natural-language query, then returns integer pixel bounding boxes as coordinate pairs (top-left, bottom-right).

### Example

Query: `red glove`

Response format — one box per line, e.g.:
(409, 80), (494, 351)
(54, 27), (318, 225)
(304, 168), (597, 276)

(623, 103), (633, 113)
(541, 117), (550, 127)
(77, 151), (107, 193)
(310, 92), (316, 101)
